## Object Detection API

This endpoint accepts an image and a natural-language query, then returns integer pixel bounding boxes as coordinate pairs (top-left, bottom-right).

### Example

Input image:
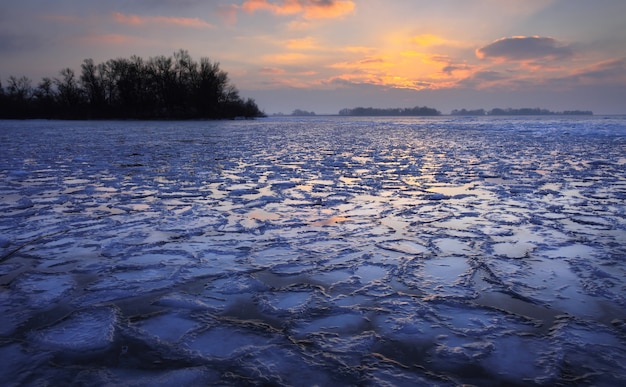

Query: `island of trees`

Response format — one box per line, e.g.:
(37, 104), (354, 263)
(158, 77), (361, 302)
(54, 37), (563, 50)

(339, 106), (441, 116)
(291, 109), (316, 116)
(451, 107), (593, 116)
(334, 106), (592, 117)
(0, 49), (265, 120)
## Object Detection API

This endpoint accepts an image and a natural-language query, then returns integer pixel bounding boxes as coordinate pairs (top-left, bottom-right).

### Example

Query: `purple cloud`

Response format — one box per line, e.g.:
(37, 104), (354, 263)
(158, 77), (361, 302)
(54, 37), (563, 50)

(0, 31), (42, 52)
(476, 36), (574, 61)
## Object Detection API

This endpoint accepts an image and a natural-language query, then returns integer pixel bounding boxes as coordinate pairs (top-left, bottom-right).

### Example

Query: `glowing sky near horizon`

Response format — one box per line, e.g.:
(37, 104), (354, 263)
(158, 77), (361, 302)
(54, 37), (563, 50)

(2, 0), (625, 114)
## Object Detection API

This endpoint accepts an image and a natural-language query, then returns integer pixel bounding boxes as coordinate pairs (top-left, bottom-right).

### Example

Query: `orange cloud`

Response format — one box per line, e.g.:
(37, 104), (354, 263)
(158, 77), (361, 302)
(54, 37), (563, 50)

(408, 34), (465, 48)
(329, 56), (392, 70)
(327, 73), (433, 91)
(256, 67), (320, 89)
(286, 37), (319, 50)
(241, 0), (297, 14)
(345, 46), (376, 54)
(240, 0), (355, 20)
(261, 52), (311, 64)
(259, 67), (287, 75)
(410, 34), (447, 47)
(326, 52), (443, 91)
(303, 0), (355, 19)
(257, 74), (320, 88)
(113, 12), (213, 28)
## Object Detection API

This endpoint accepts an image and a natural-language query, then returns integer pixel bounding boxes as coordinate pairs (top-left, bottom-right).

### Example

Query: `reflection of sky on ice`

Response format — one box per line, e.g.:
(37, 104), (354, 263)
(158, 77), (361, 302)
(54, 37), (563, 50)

(1, 116), (625, 385)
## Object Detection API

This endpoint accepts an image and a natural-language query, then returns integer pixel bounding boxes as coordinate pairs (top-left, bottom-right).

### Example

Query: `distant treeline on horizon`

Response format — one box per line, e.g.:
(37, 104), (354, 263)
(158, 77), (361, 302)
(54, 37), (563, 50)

(0, 50), (264, 120)
(339, 106), (442, 116)
(451, 108), (593, 116)
(328, 106), (593, 117)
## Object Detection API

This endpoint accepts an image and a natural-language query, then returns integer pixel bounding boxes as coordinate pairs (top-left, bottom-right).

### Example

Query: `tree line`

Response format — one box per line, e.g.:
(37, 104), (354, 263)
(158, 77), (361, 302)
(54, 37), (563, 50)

(451, 107), (593, 116)
(0, 50), (265, 120)
(291, 109), (316, 116)
(339, 106), (441, 116)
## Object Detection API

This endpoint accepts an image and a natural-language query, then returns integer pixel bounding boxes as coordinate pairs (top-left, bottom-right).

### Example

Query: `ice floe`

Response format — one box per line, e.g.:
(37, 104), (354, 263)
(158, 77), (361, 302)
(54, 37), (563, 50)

(1, 116), (625, 385)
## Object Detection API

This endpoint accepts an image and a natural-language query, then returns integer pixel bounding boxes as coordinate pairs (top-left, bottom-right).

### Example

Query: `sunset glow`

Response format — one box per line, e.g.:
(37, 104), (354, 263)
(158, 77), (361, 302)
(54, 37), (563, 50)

(239, 0), (355, 19)
(113, 12), (215, 29)
(2, 3), (626, 384)
(2, 0), (625, 114)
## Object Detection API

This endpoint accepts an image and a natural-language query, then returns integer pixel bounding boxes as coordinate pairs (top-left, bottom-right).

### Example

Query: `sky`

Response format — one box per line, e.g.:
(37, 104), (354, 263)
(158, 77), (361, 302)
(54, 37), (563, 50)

(1, 0), (626, 115)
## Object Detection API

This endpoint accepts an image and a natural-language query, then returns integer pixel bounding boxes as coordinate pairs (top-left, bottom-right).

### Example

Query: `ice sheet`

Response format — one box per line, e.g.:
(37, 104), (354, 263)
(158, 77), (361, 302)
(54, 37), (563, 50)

(1, 116), (625, 385)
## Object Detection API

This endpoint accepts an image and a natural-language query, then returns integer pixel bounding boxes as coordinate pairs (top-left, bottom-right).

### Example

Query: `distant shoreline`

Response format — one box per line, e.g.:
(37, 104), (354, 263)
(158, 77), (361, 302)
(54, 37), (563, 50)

(280, 106), (595, 117)
(272, 113), (605, 118)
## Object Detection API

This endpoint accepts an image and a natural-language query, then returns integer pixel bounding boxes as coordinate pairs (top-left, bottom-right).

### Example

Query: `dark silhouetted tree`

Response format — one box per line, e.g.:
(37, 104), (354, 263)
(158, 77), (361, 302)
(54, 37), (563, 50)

(4, 76), (34, 117)
(1, 50), (264, 119)
(7, 76), (33, 101)
(80, 58), (108, 117)
(33, 77), (56, 117)
(55, 68), (83, 116)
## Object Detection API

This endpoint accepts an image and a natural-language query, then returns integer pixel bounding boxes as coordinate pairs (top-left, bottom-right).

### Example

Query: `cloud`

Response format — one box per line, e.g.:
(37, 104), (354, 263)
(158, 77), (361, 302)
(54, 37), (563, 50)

(569, 57), (626, 84)
(344, 46), (376, 54)
(456, 70), (512, 89)
(257, 74), (320, 88)
(78, 34), (141, 45)
(0, 31), (42, 52)
(113, 12), (214, 28)
(476, 36), (574, 61)
(411, 34), (445, 46)
(254, 66), (321, 89)
(260, 52), (311, 64)
(259, 67), (286, 75)
(39, 14), (82, 23)
(217, 5), (238, 25)
(326, 73), (433, 91)
(286, 37), (319, 50)
(328, 56), (391, 70)
(132, 0), (204, 7)
(471, 70), (507, 82)
(238, 0), (355, 20)
(442, 64), (472, 75)
(301, 0), (355, 19)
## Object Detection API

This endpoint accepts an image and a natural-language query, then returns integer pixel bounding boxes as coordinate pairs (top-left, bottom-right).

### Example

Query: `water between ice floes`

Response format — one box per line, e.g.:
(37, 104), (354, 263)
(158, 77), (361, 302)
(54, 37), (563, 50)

(1, 116), (625, 386)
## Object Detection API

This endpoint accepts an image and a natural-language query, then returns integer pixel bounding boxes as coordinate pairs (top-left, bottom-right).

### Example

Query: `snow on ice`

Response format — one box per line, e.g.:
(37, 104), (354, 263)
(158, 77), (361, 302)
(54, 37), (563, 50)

(1, 116), (625, 386)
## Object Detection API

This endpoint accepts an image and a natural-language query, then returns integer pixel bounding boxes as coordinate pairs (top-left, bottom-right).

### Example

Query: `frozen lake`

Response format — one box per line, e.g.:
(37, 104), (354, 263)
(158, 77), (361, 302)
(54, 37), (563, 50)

(1, 116), (625, 385)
